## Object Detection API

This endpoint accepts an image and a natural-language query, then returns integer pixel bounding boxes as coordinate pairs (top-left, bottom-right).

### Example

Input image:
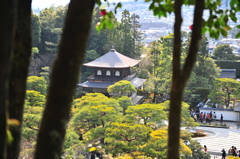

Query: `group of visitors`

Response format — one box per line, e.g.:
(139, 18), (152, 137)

(228, 146), (240, 157)
(221, 146), (240, 158)
(190, 110), (224, 124)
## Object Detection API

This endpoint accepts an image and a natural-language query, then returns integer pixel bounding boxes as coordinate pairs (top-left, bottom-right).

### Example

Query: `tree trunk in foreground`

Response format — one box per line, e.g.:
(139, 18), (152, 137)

(167, 0), (205, 158)
(0, 1), (17, 158)
(34, 0), (95, 158)
(7, 0), (32, 159)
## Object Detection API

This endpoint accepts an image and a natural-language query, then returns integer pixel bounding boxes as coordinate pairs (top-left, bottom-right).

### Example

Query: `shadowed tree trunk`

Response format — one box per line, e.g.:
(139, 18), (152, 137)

(7, 0), (32, 158)
(34, 0), (95, 158)
(167, 0), (205, 158)
(0, 0), (17, 158)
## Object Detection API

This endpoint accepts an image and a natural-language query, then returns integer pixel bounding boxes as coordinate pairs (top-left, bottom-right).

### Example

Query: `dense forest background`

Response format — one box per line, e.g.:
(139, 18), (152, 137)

(30, 6), (144, 81)
(30, 5), (223, 107)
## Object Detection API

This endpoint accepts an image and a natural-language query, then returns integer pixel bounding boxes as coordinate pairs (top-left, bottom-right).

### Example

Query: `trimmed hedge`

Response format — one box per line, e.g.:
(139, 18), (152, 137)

(215, 60), (240, 78)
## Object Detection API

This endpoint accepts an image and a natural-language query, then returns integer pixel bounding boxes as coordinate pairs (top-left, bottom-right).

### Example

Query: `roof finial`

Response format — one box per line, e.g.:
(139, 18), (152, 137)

(112, 45), (114, 49)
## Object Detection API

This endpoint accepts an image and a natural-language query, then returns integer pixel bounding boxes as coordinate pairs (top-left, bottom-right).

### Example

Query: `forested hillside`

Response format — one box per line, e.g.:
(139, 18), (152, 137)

(30, 6), (144, 82)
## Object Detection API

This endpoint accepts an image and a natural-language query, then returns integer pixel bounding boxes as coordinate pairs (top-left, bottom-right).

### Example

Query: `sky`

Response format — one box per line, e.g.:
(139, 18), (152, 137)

(32, 0), (131, 9)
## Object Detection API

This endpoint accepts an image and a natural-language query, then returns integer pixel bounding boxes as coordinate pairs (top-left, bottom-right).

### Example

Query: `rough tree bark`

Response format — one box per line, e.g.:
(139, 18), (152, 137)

(7, 0), (32, 159)
(0, 1), (17, 159)
(34, 0), (95, 158)
(167, 0), (205, 158)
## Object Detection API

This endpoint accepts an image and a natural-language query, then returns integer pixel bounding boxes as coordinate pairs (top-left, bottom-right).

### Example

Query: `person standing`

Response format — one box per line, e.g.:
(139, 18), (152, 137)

(220, 114), (223, 123)
(200, 112), (203, 123)
(231, 146), (235, 156)
(222, 149), (226, 159)
(234, 147), (237, 156)
(210, 111), (212, 120)
(204, 145), (207, 152)
(213, 112), (217, 121)
(203, 112), (206, 123)
(208, 113), (211, 124)
(194, 113), (197, 122)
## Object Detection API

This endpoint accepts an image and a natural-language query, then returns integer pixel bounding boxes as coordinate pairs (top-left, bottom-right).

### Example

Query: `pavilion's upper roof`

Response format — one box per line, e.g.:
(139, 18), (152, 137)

(83, 49), (140, 68)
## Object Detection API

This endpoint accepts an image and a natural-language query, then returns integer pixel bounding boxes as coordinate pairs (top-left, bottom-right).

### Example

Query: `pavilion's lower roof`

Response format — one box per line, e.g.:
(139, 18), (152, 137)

(131, 77), (146, 88)
(77, 81), (114, 89)
(78, 77), (146, 89)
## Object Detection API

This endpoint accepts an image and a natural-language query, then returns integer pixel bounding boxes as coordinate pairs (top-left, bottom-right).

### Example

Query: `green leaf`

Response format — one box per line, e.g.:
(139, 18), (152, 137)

(223, 25), (231, 31)
(236, 25), (240, 29)
(230, 0), (236, 8)
(216, 0), (222, 5)
(214, 21), (220, 28)
(149, 3), (154, 10)
(106, 21), (113, 29)
(7, 130), (13, 145)
(202, 27), (207, 34)
(184, 0), (195, 5)
(223, 15), (228, 23)
(215, 9), (223, 14)
(221, 29), (228, 37)
(229, 13), (237, 22)
(236, 32), (240, 38)
(116, 2), (122, 8)
(114, 2), (122, 14)
(95, 0), (101, 6)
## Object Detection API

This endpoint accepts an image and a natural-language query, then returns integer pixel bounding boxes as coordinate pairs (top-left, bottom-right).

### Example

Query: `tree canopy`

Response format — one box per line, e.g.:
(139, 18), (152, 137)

(107, 80), (136, 97)
(213, 44), (237, 60)
(208, 78), (240, 108)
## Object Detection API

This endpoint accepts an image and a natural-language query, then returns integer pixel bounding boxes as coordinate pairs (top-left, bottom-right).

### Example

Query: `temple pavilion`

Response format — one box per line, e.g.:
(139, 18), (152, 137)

(78, 49), (146, 105)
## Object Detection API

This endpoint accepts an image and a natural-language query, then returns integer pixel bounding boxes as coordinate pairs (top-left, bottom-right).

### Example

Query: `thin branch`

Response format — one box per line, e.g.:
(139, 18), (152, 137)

(182, 0), (205, 84)
(28, 126), (39, 131)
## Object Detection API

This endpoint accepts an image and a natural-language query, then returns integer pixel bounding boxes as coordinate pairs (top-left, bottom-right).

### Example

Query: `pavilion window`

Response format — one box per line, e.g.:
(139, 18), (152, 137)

(115, 71), (120, 76)
(106, 70), (111, 76)
(97, 70), (102, 75)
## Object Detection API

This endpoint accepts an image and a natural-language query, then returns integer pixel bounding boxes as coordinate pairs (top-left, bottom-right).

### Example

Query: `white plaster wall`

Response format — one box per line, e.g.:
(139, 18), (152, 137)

(199, 109), (239, 121)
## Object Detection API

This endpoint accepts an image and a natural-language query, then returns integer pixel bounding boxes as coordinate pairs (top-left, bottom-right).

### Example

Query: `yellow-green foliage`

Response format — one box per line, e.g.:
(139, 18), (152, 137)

(208, 78), (240, 107)
(72, 93), (119, 109)
(7, 119), (20, 127)
(69, 95), (201, 158)
(142, 129), (192, 158)
(227, 156), (240, 159)
(104, 123), (152, 156)
(70, 93), (122, 142)
(25, 90), (46, 107)
(150, 129), (167, 139)
(107, 80), (137, 96)
(126, 103), (166, 127)
(27, 76), (47, 95)
(113, 154), (152, 159)
(179, 139), (192, 156)
(6, 130), (14, 145)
